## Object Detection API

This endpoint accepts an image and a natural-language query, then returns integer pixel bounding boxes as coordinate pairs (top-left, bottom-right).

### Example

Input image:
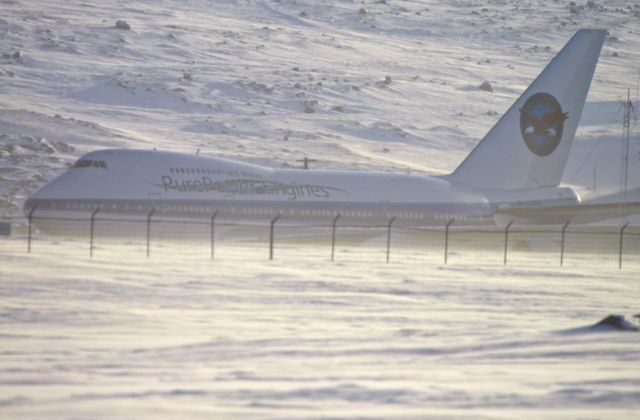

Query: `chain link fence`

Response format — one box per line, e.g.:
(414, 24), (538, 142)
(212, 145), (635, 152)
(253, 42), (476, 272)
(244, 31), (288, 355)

(0, 214), (638, 268)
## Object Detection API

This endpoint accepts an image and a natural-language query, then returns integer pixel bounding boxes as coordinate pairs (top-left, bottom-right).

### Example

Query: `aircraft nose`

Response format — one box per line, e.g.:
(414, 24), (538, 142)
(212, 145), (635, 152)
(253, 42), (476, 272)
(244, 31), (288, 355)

(21, 170), (71, 218)
(23, 197), (34, 215)
(23, 193), (42, 219)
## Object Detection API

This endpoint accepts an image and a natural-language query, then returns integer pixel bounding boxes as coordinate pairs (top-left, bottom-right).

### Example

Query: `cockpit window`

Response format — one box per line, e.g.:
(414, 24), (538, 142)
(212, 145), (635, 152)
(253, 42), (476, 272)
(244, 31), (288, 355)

(72, 159), (108, 169)
(73, 159), (92, 168)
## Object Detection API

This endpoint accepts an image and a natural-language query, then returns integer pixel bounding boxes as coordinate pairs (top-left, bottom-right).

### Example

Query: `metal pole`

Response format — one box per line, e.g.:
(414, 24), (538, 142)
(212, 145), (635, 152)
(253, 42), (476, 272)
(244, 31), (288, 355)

(622, 89), (631, 218)
(560, 220), (571, 267)
(444, 218), (454, 265)
(331, 214), (340, 262)
(619, 221), (629, 269)
(210, 211), (218, 260)
(146, 207), (156, 258)
(89, 207), (100, 257)
(269, 214), (281, 260)
(503, 220), (513, 265)
(27, 205), (37, 254)
(386, 216), (396, 263)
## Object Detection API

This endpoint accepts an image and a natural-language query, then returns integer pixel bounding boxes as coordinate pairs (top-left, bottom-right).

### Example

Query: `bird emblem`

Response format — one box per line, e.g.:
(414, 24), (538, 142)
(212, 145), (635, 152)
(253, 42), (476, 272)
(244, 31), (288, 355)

(518, 92), (567, 157)
(519, 108), (568, 137)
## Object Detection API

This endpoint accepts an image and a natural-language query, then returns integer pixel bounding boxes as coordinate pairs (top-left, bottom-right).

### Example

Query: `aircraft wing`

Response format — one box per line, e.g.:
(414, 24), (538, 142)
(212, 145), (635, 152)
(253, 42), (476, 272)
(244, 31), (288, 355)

(497, 201), (640, 224)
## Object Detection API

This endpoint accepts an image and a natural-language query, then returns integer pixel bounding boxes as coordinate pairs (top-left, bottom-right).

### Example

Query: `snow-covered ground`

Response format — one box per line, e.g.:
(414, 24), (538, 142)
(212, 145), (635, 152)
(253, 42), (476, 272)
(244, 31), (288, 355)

(1, 0), (640, 418)
(1, 253), (639, 418)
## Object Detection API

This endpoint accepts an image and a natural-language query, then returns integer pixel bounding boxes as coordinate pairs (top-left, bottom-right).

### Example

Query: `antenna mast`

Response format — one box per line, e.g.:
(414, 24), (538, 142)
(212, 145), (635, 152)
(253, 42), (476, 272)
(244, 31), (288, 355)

(620, 88), (634, 220)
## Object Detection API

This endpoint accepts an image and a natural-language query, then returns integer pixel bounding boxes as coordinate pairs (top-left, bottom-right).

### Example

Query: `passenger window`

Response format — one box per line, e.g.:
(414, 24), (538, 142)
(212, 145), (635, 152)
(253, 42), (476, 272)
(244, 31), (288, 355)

(72, 159), (92, 168)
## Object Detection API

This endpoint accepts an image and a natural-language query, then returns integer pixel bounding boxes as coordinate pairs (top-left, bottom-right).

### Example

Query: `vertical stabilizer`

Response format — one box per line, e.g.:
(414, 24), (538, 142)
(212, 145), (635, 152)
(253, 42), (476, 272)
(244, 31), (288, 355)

(449, 29), (606, 190)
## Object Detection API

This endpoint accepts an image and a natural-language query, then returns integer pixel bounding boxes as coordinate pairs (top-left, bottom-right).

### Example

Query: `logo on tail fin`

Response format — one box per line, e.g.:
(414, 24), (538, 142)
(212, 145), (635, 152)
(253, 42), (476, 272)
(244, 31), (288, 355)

(519, 92), (568, 157)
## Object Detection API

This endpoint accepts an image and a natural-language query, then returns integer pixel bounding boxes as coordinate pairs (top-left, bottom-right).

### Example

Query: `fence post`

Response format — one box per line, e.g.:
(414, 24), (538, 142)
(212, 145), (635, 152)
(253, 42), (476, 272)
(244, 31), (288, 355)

(269, 214), (281, 260)
(503, 220), (513, 265)
(386, 216), (396, 263)
(444, 218), (454, 264)
(27, 205), (37, 254)
(146, 207), (156, 258)
(619, 221), (629, 269)
(210, 211), (218, 260)
(560, 220), (571, 266)
(89, 207), (100, 257)
(331, 214), (340, 262)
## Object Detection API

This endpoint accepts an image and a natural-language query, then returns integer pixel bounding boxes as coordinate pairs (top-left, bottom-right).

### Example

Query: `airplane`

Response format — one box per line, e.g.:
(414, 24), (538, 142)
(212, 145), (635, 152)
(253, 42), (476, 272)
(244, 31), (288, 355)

(23, 29), (636, 229)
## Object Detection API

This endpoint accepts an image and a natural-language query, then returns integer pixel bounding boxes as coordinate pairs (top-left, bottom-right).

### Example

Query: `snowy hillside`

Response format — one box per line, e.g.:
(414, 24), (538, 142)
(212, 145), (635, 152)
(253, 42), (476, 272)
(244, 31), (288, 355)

(1, 0), (639, 217)
(1, 2), (640, 418)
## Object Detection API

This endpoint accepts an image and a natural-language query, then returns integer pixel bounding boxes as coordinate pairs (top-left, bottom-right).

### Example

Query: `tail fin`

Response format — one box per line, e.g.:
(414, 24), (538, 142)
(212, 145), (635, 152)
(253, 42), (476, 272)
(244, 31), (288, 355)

(448, 29), (606, 190)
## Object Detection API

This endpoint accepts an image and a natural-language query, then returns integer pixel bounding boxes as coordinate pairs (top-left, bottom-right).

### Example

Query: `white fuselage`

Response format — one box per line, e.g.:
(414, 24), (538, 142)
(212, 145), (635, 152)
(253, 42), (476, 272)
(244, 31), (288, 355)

(25, 149), (502, 226)
(24, 30), (612, 228)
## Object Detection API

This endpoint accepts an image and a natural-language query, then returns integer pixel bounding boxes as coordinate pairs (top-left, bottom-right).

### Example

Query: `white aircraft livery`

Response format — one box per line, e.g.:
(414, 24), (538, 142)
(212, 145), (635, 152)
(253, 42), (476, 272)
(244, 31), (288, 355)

(25, 29), (634, 227)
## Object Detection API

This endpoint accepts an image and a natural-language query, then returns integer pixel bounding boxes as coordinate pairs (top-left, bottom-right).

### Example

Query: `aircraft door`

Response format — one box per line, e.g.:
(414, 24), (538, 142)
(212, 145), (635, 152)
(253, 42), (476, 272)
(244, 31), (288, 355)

(148, 193), (162, 211)
(224, 194), (236, 218)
